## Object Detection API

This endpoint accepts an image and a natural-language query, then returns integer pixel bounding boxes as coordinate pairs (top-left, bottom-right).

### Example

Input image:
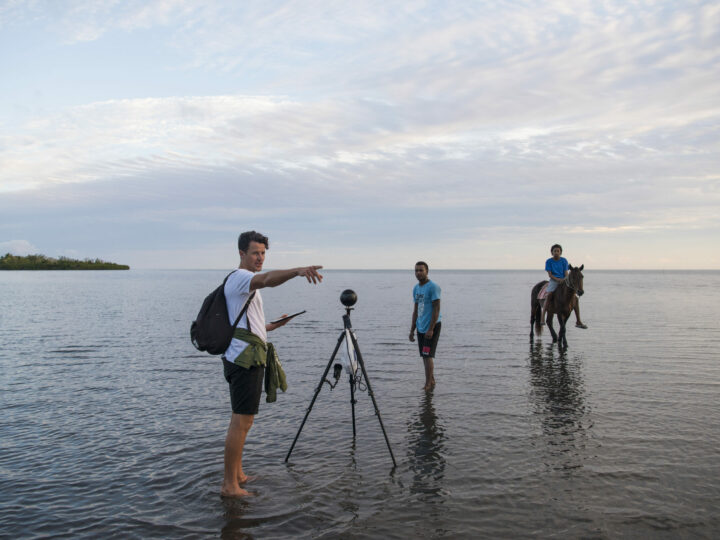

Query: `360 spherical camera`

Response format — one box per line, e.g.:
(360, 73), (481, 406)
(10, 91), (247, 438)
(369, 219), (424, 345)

(340, 289), (357, 307)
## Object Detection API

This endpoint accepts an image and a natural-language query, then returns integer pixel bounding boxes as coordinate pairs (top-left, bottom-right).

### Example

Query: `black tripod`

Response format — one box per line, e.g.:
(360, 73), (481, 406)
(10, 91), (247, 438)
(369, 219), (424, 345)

(285, 290), (397, 467)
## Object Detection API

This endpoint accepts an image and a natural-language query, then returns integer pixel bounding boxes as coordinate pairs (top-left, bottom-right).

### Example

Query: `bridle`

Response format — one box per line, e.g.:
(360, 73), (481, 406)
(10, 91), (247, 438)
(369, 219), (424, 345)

(564, 270), (582, 292)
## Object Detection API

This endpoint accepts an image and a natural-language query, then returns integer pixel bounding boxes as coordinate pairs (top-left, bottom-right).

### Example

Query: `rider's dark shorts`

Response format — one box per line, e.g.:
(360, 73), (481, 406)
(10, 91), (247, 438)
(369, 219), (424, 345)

(417, 322), (442, 358)
(223, 358), (265, 415)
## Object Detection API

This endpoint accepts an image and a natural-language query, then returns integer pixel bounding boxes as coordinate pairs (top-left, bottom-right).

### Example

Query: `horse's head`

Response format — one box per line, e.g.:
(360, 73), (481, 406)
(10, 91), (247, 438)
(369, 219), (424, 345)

(568, 264), (584, 296)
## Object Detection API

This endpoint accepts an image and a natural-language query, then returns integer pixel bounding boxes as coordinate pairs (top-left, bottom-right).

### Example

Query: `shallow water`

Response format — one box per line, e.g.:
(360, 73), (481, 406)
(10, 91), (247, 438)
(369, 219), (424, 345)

(1, 269), (719, 538)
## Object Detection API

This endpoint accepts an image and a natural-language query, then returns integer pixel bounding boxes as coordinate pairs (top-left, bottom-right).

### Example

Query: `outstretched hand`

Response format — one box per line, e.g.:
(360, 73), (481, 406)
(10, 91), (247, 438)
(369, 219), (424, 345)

(298, 265), (323, 284)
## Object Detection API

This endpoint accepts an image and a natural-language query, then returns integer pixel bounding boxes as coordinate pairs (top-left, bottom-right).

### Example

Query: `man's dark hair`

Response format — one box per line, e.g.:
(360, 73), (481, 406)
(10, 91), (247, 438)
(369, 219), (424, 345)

(550, 244), (562, 253)
(238, 231), (269, 252)
(415, 261), (429, 272)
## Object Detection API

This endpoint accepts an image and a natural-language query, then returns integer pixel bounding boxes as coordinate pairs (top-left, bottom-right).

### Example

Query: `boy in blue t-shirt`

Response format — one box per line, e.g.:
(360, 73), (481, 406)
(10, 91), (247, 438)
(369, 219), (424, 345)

(539, 244), (587, 328)
(409, 261), (442, 390)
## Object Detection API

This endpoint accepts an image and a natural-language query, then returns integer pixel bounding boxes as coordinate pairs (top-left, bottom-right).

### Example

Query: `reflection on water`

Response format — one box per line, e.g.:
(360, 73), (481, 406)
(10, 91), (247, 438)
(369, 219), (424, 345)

(528, 342), (591, 473)
(220, 498), (254, 539)
(407, 391), (447, 497)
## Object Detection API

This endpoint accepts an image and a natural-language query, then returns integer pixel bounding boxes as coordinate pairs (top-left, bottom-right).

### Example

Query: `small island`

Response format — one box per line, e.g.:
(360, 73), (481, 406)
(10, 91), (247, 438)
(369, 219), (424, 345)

(0, 253), (130, 270)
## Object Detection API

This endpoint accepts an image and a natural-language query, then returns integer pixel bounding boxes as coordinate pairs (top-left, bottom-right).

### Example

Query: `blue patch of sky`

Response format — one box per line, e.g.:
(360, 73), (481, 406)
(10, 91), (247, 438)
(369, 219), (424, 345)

(1, 25), (249, 119)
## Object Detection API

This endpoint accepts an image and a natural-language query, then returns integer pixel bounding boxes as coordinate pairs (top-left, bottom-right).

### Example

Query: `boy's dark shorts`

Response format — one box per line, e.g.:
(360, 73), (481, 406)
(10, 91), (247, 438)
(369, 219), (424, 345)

(223, 358), (265, 415)
(416, 322), (442, 358)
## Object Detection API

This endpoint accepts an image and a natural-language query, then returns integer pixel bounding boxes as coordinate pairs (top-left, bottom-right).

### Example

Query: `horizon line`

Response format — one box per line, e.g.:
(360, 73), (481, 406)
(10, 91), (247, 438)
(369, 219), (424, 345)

(124, 267), (720, 272)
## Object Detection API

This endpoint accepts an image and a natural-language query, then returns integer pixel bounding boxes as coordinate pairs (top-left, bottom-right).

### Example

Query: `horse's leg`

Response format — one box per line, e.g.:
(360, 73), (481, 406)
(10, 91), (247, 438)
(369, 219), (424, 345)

(547, 312), (558, 343)
(559, 312), (568, 349)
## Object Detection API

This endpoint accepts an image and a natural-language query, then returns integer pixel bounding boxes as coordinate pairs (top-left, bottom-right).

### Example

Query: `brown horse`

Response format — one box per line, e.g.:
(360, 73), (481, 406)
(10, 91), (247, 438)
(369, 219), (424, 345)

(530, 264), (584, 348)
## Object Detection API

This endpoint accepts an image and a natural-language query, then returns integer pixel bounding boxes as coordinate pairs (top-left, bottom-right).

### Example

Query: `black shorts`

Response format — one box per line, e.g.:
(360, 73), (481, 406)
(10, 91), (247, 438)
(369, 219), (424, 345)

(417, 322), (442, 358)
(223, 358), (265, 415)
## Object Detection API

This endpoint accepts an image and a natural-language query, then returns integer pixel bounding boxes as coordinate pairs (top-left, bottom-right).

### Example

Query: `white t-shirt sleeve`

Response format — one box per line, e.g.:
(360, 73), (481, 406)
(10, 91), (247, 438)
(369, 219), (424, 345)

(226, 269), (252, 299)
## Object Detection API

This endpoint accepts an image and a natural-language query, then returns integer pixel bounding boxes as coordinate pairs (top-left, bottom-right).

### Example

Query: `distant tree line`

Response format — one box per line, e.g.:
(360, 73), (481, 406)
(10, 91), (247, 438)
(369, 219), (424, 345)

(0, 253), (130, 270)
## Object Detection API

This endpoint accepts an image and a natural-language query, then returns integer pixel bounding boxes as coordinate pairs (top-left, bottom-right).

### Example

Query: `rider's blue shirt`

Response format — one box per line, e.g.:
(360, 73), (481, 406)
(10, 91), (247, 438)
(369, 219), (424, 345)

(545, 257), (569, 279)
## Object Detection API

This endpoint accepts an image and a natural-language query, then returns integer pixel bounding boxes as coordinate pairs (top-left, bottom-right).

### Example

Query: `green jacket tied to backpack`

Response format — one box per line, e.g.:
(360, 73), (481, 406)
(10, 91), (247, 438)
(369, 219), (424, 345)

(231, 327), (288, 403)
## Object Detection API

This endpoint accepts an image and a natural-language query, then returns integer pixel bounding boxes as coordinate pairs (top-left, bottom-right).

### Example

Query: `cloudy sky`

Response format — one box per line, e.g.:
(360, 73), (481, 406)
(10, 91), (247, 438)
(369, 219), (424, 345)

(1, 0), (718, 269)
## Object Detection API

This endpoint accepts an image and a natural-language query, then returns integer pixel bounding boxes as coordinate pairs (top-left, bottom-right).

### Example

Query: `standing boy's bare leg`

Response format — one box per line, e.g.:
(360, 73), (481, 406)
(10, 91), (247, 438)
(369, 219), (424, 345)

(423, 357), (435, 390)
(221, 413), (254, 497)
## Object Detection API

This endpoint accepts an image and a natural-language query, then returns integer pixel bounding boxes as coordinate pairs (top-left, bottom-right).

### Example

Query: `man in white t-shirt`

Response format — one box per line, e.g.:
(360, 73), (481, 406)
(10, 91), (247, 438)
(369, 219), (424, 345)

(221, 230), (323, 498)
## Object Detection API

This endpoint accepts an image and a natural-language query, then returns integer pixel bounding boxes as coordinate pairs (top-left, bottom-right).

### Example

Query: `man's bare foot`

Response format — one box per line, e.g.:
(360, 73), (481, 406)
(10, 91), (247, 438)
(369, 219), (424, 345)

(221, 482), (253, 498)
(237, 474), (256, 484)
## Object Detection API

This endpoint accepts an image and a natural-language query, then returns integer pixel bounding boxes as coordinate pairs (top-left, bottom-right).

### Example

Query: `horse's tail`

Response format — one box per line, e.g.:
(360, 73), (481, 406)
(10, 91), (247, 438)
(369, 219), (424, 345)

(534, 307), (543, 336)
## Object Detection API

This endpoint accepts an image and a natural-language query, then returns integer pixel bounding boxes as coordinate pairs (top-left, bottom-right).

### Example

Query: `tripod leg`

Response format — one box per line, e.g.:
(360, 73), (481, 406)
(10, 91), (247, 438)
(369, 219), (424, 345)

(349, 332), (397, 468)
(285, 331), (345, 463)
(350, 373), (357, 438)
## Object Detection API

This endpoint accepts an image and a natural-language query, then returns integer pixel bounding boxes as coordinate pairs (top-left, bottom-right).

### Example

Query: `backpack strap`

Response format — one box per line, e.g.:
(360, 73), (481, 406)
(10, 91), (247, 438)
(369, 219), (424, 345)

(233, 291), (256, 331)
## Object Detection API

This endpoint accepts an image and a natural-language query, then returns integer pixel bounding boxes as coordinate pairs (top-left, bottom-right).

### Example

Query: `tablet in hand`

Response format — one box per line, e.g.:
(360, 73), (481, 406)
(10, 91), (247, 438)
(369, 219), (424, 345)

(270, 310), (306, 324)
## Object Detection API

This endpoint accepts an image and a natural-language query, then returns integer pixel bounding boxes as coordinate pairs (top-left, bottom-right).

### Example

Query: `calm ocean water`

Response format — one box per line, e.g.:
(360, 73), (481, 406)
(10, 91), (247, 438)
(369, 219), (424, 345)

(1, 269), (719, 539)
